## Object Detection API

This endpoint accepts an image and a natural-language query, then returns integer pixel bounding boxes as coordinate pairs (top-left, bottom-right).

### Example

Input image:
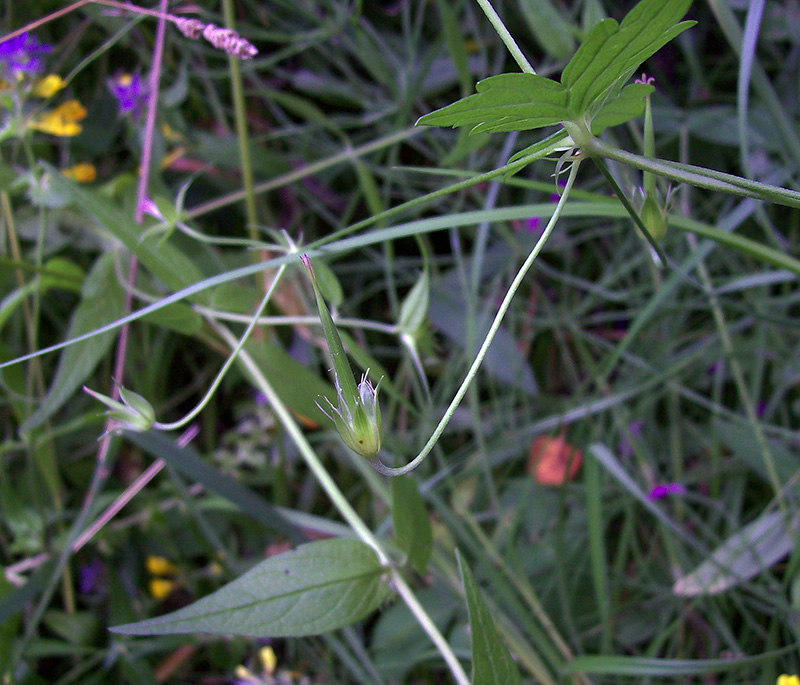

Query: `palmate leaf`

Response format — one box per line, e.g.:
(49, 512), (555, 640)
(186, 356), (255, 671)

(562, 0), (695, 116)
(590, 82), (654, 134)
(417, 0), (694, 138)
(416, 73), (569, 133)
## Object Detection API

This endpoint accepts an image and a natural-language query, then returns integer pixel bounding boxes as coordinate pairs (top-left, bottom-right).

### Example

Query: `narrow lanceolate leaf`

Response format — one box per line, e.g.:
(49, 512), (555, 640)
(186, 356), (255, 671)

(673, 511), (800, 596)
(391, 476), (433, 575)
(21, 253), (125, 433)
(112, 539), (392, 637)
(561, 0), (695, 116)
(397, 269), (430, 336)
(457, 550), (522, 685)
(45, 165), (207, 297)
(417, 73), (569, 134)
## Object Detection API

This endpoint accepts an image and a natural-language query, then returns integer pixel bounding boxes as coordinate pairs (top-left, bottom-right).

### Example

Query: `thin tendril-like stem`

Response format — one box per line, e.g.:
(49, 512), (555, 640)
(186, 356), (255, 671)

(474, 0), (536, 74)
(211, 322), (470, 685)
(374, 156), (582, 476)
(153, 265), (286, 431)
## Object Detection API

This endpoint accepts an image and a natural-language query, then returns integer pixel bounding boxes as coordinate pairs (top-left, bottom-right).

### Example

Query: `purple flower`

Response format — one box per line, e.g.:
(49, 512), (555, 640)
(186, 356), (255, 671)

(647, 483), (686, 500)
(618, 420), (644, 459)
(107, 72), (147, 117)
(0, 33), (50, 79)
(78, 558), (105, 594)
(526, 216), (542, 235)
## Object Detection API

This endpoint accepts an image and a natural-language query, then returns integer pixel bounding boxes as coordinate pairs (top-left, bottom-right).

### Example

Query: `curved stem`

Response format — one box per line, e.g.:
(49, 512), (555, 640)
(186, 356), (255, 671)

(153, 265), (285, 431)
(474, 0), (536, 74)
(591, 156), (667, 265)
(211, 321), (470, 685)
(586, 137), (800, 209)
(375, 156), (582, 476)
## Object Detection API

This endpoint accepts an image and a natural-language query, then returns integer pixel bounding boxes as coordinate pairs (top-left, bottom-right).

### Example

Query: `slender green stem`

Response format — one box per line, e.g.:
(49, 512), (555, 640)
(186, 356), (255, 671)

(592, 156), (667, 265)
(211, 322), (470, 685)
(222, 0), (258, 242)
(185, 127), (422, 220)
(684, 232), (785, 511)
(373, 156), (582, 476)
(474, 0), (536, 74)
(586, 137), (800, 209)
(191, 308), (398, 335)
(153, 265), (286, 431)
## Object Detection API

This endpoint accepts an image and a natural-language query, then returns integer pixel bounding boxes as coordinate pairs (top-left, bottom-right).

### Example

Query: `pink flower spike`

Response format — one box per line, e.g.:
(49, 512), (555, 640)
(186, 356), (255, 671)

(635, 73), (656, 86)
(647, 483), (686, 500)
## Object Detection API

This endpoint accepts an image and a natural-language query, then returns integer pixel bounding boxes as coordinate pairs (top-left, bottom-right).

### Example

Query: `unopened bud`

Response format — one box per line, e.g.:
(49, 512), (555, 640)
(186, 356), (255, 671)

(84, 385), (155, 433)
(302, 254), (384, 459)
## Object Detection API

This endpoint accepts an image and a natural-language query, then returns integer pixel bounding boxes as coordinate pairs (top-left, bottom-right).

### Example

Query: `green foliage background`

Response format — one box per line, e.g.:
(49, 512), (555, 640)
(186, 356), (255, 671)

(3, 0), (800, 683)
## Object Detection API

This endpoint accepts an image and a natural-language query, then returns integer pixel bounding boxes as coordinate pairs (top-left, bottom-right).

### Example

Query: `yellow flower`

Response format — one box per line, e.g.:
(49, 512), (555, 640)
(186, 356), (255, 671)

(32, 74), (66, 98)
(145, 555), (179, 576)
(161, 122), (183, 142)
(160, 146), (186, 169)
(28, 99), (87, 136)
(61, 163), (96, 183)
(258, 646), (277, 676)
(148, 578), (175, 600)
(233, 665), (256, 681)
(778, 676), (800, 685)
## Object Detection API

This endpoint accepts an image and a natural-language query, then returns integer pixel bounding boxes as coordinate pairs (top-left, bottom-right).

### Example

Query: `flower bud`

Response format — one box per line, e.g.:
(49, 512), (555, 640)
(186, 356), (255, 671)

(301, 254), (384, 459)
(83, 385), (155, 433)
(639, 193), (668, 241)
(320, 372), (383, 459)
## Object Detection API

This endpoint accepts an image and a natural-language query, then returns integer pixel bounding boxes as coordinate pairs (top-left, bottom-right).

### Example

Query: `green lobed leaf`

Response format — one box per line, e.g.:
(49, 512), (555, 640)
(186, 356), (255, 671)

(457, 550), (522, 685)
(417, 73), (569, 134)
(20, 253), (126, 433)
(590, 82), (654, 134)
(391, 476), (433, 575)
(417, 0), (694, 140)
(112, 539), (391, 637)
(562, 0), (695, 116)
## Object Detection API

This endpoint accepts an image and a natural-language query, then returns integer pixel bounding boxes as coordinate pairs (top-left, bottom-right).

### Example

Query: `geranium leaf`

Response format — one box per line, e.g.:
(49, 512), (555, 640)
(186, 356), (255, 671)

(417, 73), (568, 134)
(562, 0), (695, 116)
(112, 539), (392, 637)
(591, 82), (655, 134)
(417, 0), (694, 142)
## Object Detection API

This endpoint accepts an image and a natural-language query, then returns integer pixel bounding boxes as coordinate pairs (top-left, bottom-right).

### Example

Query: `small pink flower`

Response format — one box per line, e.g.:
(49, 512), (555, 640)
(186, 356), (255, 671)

(635, 72), (656, 86)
